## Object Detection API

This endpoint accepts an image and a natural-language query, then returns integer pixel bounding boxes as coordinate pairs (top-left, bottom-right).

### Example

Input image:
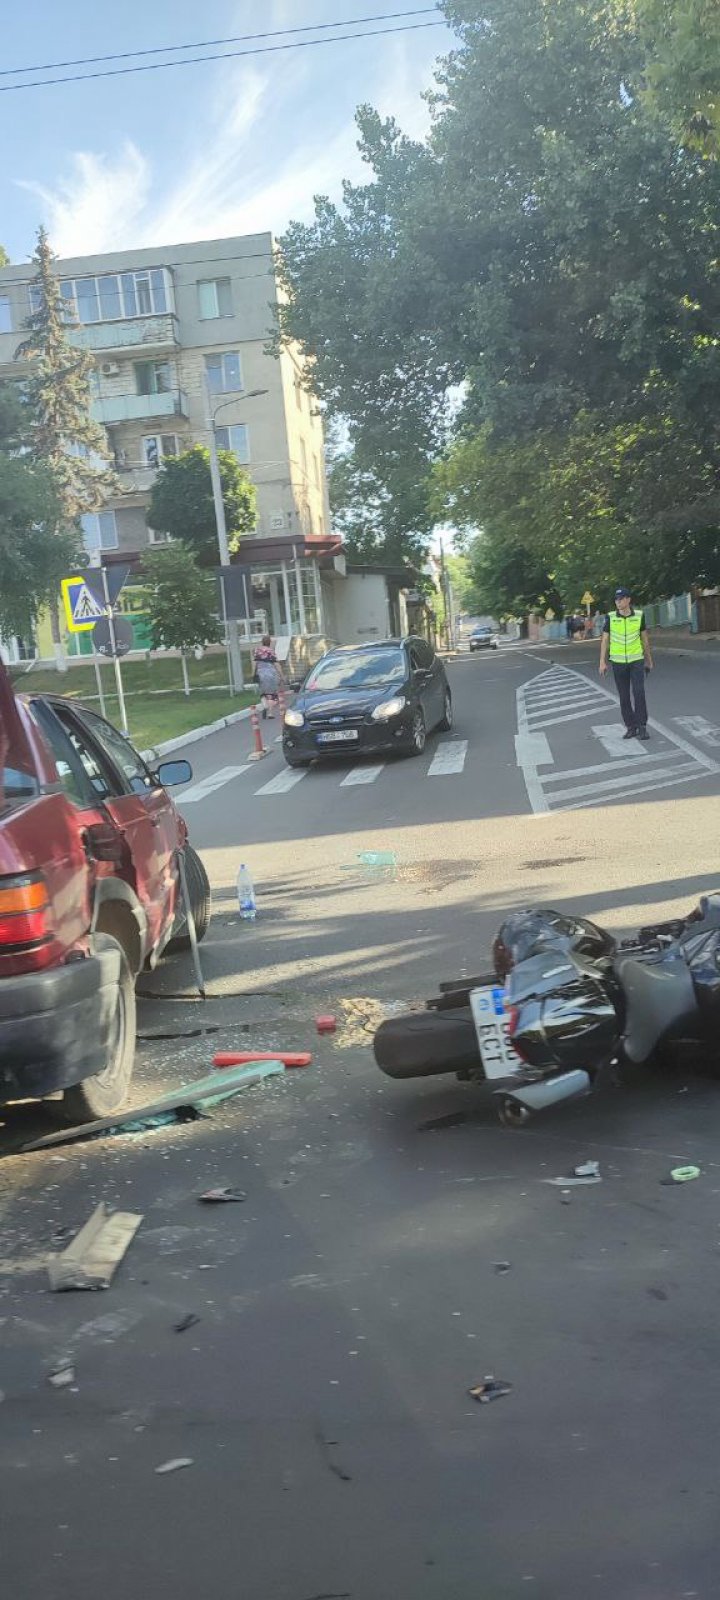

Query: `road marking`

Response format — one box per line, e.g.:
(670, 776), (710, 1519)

(674, 716), (720, 746)
(514, 732), (554, 768)
(178, 765), (250, 804)
(516, 664), (720, 813)
(340, 764), (385, 787)
(427, 739), (469, 776)
(255, 767), (308, 796)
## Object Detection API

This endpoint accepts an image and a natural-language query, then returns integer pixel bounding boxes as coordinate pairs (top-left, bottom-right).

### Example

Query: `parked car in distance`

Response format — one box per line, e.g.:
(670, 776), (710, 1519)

(468, 626), (499, 652)
(0, 662), (210, 1122)
(282, 638), (453, 766)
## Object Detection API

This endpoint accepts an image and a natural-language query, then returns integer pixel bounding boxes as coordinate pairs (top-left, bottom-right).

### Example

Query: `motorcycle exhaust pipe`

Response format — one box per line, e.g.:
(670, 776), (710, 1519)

(496, 1069), (591, 1115)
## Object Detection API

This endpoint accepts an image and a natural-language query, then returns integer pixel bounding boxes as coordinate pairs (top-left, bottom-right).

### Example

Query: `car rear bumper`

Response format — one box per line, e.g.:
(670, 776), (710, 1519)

(0, 943), (122, 1103)
(283, 714), (413, 761)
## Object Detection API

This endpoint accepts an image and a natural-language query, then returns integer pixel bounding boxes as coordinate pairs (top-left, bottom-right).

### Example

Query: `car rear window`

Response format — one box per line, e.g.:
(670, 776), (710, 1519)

(306, 649), (406, 692)
(0, 673), (39, 812)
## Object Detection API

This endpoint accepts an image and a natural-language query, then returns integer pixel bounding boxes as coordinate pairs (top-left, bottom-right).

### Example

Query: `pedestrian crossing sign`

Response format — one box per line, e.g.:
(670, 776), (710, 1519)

(61, 576), (106, 633)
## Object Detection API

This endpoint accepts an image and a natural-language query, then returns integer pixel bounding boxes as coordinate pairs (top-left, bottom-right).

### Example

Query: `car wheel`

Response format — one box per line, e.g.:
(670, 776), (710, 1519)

(404, 707), (427, 757)
(62, 934), (136, 1122)
(439, 688), (453, 732)
(166, 844), (211, 952)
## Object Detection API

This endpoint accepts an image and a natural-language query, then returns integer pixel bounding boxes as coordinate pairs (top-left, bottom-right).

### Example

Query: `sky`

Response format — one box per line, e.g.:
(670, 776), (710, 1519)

(1, 2), (456, 264)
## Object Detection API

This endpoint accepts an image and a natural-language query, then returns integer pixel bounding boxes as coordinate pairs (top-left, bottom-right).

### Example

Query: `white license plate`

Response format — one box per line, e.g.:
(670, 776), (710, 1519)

(469, 985), (522, 1081)
(317, 729), (359, 744)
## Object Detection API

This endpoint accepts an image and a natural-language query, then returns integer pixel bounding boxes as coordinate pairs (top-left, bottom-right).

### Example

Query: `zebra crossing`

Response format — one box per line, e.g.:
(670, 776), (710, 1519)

(517, 665), (720, 813)
(178, 738), (470, 805)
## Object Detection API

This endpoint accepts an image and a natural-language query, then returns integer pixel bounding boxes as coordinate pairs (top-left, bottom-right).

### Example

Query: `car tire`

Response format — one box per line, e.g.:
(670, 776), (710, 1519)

(404, 707), (427, 757)
(284, 754), (311, 769)
(166, 844), (211, 953)
(439, 688), (453, 731)
(62, 933), (136, 1122)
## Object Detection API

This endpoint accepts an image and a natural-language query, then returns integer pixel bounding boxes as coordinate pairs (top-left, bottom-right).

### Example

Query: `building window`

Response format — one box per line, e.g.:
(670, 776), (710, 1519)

(29, 268), (171, 325)
(142, 433), (180, 467)
(300, 439), (308, 481)
(300, 564), (321, 634)
(294, 377), (302, 411)
(215, 424), (250, 464)
(0, 296), (11, 333)
(81, 510), (119, 553)
(135, 360), (172, 395)
(204, 350), (243, 394)
(314, 453), (322, 491)
(197, 278), (232, 319)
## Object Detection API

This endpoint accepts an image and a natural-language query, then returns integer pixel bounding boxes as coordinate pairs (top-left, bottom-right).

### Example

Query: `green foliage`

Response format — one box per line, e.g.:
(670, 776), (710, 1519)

(146, 445), (256, 565)
(0, 246), (9, 267)
(0, 382), (76, 638)
(141, 543), (222, 654)
(635, 0), (720, 154)
(15, 227), (116, 522)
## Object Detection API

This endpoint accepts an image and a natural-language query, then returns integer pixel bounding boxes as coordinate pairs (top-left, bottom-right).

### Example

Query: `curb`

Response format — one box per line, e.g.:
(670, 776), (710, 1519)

(142, 704), (257, 761)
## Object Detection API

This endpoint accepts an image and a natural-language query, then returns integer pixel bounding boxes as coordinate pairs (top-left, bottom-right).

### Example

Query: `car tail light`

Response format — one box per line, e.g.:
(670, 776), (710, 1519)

(0, 873), (51, 950)
(505, 1002), (531, 1063)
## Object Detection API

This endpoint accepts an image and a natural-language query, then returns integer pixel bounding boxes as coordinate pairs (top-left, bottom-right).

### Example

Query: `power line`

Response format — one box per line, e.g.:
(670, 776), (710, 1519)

(0, 19), (445, 95)
(0, 8), (440, 78)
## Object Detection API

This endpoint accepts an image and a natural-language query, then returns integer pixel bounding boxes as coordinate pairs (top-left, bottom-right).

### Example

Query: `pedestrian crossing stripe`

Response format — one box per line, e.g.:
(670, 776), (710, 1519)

(61, 576), (105, 633)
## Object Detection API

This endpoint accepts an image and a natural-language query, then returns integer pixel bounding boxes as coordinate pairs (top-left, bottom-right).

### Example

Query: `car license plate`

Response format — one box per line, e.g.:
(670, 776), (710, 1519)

(469, 985), (522, 1081)
(317, 729), (359, 744)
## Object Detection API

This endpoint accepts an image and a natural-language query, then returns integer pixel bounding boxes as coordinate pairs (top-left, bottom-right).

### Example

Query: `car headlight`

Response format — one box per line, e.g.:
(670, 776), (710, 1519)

(371, 695), (406, 721)
(284, 709), (305, 728)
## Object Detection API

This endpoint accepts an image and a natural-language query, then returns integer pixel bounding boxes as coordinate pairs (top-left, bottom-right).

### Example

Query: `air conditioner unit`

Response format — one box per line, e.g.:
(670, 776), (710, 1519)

(269, 512), (285, 531)
(102, 361), (120, 377)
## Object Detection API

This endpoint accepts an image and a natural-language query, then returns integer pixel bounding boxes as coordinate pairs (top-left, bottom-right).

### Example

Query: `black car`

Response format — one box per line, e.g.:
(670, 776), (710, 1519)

(282, 638), (453, 767)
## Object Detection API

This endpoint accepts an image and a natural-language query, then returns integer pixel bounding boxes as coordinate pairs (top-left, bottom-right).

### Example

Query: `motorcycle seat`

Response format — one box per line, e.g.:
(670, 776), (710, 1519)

(614, 952), (696, 1063)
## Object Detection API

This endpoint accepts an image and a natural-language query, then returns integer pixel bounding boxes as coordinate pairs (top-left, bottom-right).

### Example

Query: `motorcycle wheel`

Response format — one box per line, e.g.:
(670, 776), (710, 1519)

(497, 1096), (533, 1128)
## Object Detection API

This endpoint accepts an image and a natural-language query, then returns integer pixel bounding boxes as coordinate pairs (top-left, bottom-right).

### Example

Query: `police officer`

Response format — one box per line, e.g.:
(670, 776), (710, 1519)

(599, 586), (654, 740)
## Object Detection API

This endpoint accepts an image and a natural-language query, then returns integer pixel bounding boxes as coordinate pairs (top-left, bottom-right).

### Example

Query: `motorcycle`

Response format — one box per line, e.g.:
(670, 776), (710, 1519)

(373, 894), (720, 1126)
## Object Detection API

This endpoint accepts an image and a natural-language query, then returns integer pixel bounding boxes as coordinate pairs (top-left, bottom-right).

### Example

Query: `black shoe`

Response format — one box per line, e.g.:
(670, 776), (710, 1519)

(636, 727), (650, 741)
(623, 728), (636, 740)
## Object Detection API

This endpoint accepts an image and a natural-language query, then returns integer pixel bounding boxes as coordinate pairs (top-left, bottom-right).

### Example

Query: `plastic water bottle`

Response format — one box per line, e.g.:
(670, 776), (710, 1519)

(237, 864), (257, 921)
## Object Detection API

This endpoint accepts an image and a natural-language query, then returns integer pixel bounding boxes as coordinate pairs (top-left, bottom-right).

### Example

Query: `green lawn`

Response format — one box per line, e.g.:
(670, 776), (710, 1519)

(9, 657), (258, 751)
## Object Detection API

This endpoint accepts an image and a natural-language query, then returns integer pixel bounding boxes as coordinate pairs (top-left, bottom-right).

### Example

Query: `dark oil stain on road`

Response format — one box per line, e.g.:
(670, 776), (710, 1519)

(523, 855), (588, 870)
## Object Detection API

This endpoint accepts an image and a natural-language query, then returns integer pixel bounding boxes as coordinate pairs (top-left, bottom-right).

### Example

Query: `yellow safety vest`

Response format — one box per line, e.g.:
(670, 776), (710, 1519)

(608, 610), (644, 663)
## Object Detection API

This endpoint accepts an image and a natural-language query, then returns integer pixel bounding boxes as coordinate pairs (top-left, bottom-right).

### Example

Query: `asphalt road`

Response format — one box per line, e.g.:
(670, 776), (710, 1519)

(2, 642), (720, 1600)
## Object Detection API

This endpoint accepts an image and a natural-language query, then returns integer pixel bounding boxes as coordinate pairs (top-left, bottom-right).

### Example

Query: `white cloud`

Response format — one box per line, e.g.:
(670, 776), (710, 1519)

(14, 28), (442, 258)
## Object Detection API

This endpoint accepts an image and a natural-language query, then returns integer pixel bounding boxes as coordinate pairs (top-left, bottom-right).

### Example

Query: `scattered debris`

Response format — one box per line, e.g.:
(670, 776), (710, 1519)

(48, 1204), (142, 1292)
(661, 1165), (701, 1186)
(22, 1061), (287, 1153)
(174, 1314), (201, 1334)
(469, 1376), (513, 1404)
(315, 1429), (352, 1483)
(213, 1050), (312, 1070)
(493, 1262), (512, 1275)
(198, 1187), (247, 1204)
(48, 1365), (75, 1389)
(357, 849), (397, 867)
(560, 1191), (572, 1205)
(544, 1161), (601, 1188)
(418, 1110), (468, 1132)
(155, 1458), (194, 1475)
(138, 1026), (220, 1042)
(316, 1015), (337, 1035)
(647, 1287), (669, 1301)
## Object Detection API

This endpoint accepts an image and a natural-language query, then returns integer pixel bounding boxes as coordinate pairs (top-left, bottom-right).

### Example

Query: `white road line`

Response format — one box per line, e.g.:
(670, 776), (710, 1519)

(427, 739), (469, 776)
(515, 732), (554, 768)
(178, 765), (251, 803)
(592, 724), (651, 758)
(529, 705), (615, 730)
(340, 764), (385, 787)
(546, 759), (699, 806)
(516, 684), (549, 813)
(674, 716), (720, 747)
(541, 750), (686, 785)
(255, 767), (308, 796)
(552, 769), (712, 812)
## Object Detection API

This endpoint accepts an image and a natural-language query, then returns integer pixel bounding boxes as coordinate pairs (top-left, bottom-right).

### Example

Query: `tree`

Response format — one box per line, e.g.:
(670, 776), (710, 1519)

(0, 382), (76, 641)
(635, 0), (720, 155)
(15, 227), (116, 663)
(146, 445), (256, 565)
(141, 543), (222, 695)
(0, 247), (9, 267)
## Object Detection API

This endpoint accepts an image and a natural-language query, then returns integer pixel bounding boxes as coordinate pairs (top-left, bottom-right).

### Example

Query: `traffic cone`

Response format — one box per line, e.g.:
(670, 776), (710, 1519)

(247, 703), (268, 761)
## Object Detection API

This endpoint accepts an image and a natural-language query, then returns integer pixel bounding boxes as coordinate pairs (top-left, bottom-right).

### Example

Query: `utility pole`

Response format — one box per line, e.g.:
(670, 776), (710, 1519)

(205, 378), (245, 695)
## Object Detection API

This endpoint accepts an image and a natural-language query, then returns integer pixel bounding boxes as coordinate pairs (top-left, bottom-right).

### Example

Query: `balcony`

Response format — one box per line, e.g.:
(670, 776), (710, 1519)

(69, 313), (180, 354)
(92, 390), (189, 425)
(114, 465), (159, 496)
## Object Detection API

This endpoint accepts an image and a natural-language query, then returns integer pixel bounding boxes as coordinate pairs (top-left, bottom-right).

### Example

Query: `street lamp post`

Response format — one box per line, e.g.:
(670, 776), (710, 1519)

(204, 383), (268, 696)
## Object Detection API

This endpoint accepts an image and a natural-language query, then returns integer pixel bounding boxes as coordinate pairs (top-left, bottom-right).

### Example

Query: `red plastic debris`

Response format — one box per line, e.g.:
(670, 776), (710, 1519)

(316, 1015), (337, 1035)
(213, 1051), (313, 1070)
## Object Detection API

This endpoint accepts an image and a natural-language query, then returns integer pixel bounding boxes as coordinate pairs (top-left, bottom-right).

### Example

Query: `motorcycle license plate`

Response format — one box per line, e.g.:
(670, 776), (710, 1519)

(469, 986), (522, 1081)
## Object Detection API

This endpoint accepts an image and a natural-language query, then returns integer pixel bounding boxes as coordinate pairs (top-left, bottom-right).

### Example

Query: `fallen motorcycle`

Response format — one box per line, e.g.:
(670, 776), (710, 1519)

(373, 894), (720, 1125)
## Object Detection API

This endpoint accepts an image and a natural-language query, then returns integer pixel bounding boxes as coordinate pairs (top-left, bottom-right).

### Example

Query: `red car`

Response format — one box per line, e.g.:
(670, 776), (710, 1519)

(0, 661), (209, 1121)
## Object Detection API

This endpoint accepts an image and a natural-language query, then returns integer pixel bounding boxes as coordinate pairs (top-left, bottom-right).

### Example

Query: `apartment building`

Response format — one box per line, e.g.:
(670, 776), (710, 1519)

(0, 233), (335, 633)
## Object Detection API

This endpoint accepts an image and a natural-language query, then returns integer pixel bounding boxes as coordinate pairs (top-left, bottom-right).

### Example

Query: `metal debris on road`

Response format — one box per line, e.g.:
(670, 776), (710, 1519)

(493, 1261), (512, 1274)
(22, 1062), (287, 1153)
(661, 1165), (701, 1185)
(48, 1204), (142, 1292)
(174, 1314), (201, 1334)
(198, 1187), (247, 1204)
(469, 1376), (513, 1404)
(544, 1161), (602, 1187)
(155, 1458), (194, 1475)
(48, 1365), (75, 1388)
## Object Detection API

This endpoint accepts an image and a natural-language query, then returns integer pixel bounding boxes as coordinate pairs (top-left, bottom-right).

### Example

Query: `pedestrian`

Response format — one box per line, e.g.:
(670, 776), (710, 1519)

(599, 586), (654, 740)
(253, 634), (284, 720)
